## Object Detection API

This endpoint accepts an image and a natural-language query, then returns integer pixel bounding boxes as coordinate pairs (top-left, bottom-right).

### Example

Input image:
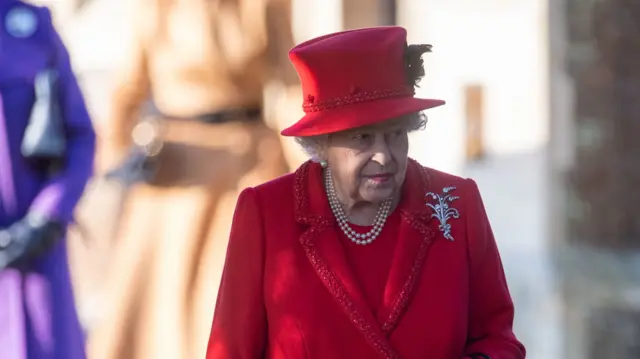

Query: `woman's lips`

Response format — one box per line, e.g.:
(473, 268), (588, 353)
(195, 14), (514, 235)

(366, 173), (393, 183)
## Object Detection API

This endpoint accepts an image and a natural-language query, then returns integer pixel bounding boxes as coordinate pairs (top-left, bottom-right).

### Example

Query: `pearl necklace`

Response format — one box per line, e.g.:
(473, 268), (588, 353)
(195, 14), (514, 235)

(324, 168), (393, 245)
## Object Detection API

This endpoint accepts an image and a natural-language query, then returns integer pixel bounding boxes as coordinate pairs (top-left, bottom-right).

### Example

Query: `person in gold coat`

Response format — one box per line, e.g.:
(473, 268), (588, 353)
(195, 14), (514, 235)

(87, 0), (303, 358)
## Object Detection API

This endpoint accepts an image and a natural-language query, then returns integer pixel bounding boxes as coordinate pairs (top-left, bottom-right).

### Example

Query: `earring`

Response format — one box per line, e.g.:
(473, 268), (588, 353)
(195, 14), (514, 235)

(320, 160), (328, 168)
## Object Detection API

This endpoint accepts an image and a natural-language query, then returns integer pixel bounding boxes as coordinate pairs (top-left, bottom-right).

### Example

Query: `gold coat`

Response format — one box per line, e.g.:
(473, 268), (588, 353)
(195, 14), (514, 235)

(86, 0), (304, 358)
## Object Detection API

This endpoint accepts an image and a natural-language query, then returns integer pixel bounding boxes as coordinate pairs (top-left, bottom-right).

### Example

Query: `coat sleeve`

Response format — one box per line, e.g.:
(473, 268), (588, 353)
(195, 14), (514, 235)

(462, 179), (526, 359)
(28, 8), (96, 224)
(206, 187), (268, 359)
(99, 0), (151, 168)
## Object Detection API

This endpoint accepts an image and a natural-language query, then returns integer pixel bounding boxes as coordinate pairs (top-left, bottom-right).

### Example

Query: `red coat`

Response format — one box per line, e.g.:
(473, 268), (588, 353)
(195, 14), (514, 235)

(206, 160), (525, 359)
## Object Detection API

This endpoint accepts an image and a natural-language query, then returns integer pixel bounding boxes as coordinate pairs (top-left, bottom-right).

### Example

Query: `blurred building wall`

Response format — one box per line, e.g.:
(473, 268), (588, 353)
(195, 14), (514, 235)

(549, 0), (640, 357)
(399, 0), (549, 175)
(292, 0), (342, 41)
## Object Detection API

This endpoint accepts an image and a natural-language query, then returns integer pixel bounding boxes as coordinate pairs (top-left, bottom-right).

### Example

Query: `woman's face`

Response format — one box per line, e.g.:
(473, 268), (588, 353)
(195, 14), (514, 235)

(322, 116), (411, 205)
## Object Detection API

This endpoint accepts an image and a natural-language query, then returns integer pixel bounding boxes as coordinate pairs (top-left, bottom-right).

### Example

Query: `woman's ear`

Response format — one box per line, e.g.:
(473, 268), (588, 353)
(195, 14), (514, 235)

(314, 135), (330, 164)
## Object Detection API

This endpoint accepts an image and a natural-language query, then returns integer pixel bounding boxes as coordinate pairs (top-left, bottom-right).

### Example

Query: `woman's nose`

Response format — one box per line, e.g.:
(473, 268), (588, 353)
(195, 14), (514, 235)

(371, 136), (392, 166)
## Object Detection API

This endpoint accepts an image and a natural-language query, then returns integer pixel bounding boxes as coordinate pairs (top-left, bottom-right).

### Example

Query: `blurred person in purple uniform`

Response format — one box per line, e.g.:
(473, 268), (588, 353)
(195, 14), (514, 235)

(0, 1), (96, 359)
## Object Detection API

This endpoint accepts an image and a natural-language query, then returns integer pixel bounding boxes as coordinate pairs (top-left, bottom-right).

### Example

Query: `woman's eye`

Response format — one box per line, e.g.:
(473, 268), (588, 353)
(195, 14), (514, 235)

(352, 133), (371, 142)
(389, 129), (404, 138)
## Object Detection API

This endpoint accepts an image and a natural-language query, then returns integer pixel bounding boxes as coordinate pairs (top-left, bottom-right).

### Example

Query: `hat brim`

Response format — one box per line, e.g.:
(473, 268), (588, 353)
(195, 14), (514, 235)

(280, 96), (445, 137)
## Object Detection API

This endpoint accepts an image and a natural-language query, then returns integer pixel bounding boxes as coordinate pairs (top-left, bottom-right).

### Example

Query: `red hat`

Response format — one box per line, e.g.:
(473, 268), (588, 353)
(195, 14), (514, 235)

(281, 26), (445, 137)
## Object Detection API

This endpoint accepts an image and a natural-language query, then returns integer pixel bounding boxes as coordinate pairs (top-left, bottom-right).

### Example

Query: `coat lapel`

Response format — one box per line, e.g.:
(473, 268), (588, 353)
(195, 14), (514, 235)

(294, 161), (399, 359)
(294, 160), (437, 357)
(377, 160), (436, 334)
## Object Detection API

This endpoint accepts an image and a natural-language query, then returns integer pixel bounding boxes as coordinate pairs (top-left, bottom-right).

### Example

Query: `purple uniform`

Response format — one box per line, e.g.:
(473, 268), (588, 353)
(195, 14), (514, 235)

(0, 1), (95, 358)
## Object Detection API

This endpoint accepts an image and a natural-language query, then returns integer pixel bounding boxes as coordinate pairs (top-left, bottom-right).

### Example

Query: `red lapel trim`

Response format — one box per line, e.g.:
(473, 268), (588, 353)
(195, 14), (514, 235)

(379, 161), (436, 334)
(293, 160), (436, 357)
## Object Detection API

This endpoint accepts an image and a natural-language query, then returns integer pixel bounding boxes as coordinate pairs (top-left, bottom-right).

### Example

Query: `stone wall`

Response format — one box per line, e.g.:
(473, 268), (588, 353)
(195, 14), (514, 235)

(553, 0), (640, 357)
(564, 0), (640, 249)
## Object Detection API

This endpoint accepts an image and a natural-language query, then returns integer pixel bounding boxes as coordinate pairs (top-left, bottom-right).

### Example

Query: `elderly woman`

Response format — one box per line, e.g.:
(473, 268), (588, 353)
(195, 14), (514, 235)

(206, 26), (525, 359)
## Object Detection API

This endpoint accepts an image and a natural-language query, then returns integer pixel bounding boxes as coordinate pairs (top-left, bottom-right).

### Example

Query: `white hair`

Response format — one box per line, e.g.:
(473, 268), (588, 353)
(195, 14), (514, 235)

(294, 134), (329, 163)
(294, 112), (428, 163)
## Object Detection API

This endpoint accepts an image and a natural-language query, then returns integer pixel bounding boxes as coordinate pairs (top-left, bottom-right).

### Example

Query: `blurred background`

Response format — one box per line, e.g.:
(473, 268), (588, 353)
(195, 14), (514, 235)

(26, 0), (640, 358)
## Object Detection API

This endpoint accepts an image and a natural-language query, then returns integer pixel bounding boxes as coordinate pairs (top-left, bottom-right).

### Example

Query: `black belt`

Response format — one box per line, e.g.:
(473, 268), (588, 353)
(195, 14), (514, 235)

(160, 106), (262, 124)
(193, 106), (262, 124)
